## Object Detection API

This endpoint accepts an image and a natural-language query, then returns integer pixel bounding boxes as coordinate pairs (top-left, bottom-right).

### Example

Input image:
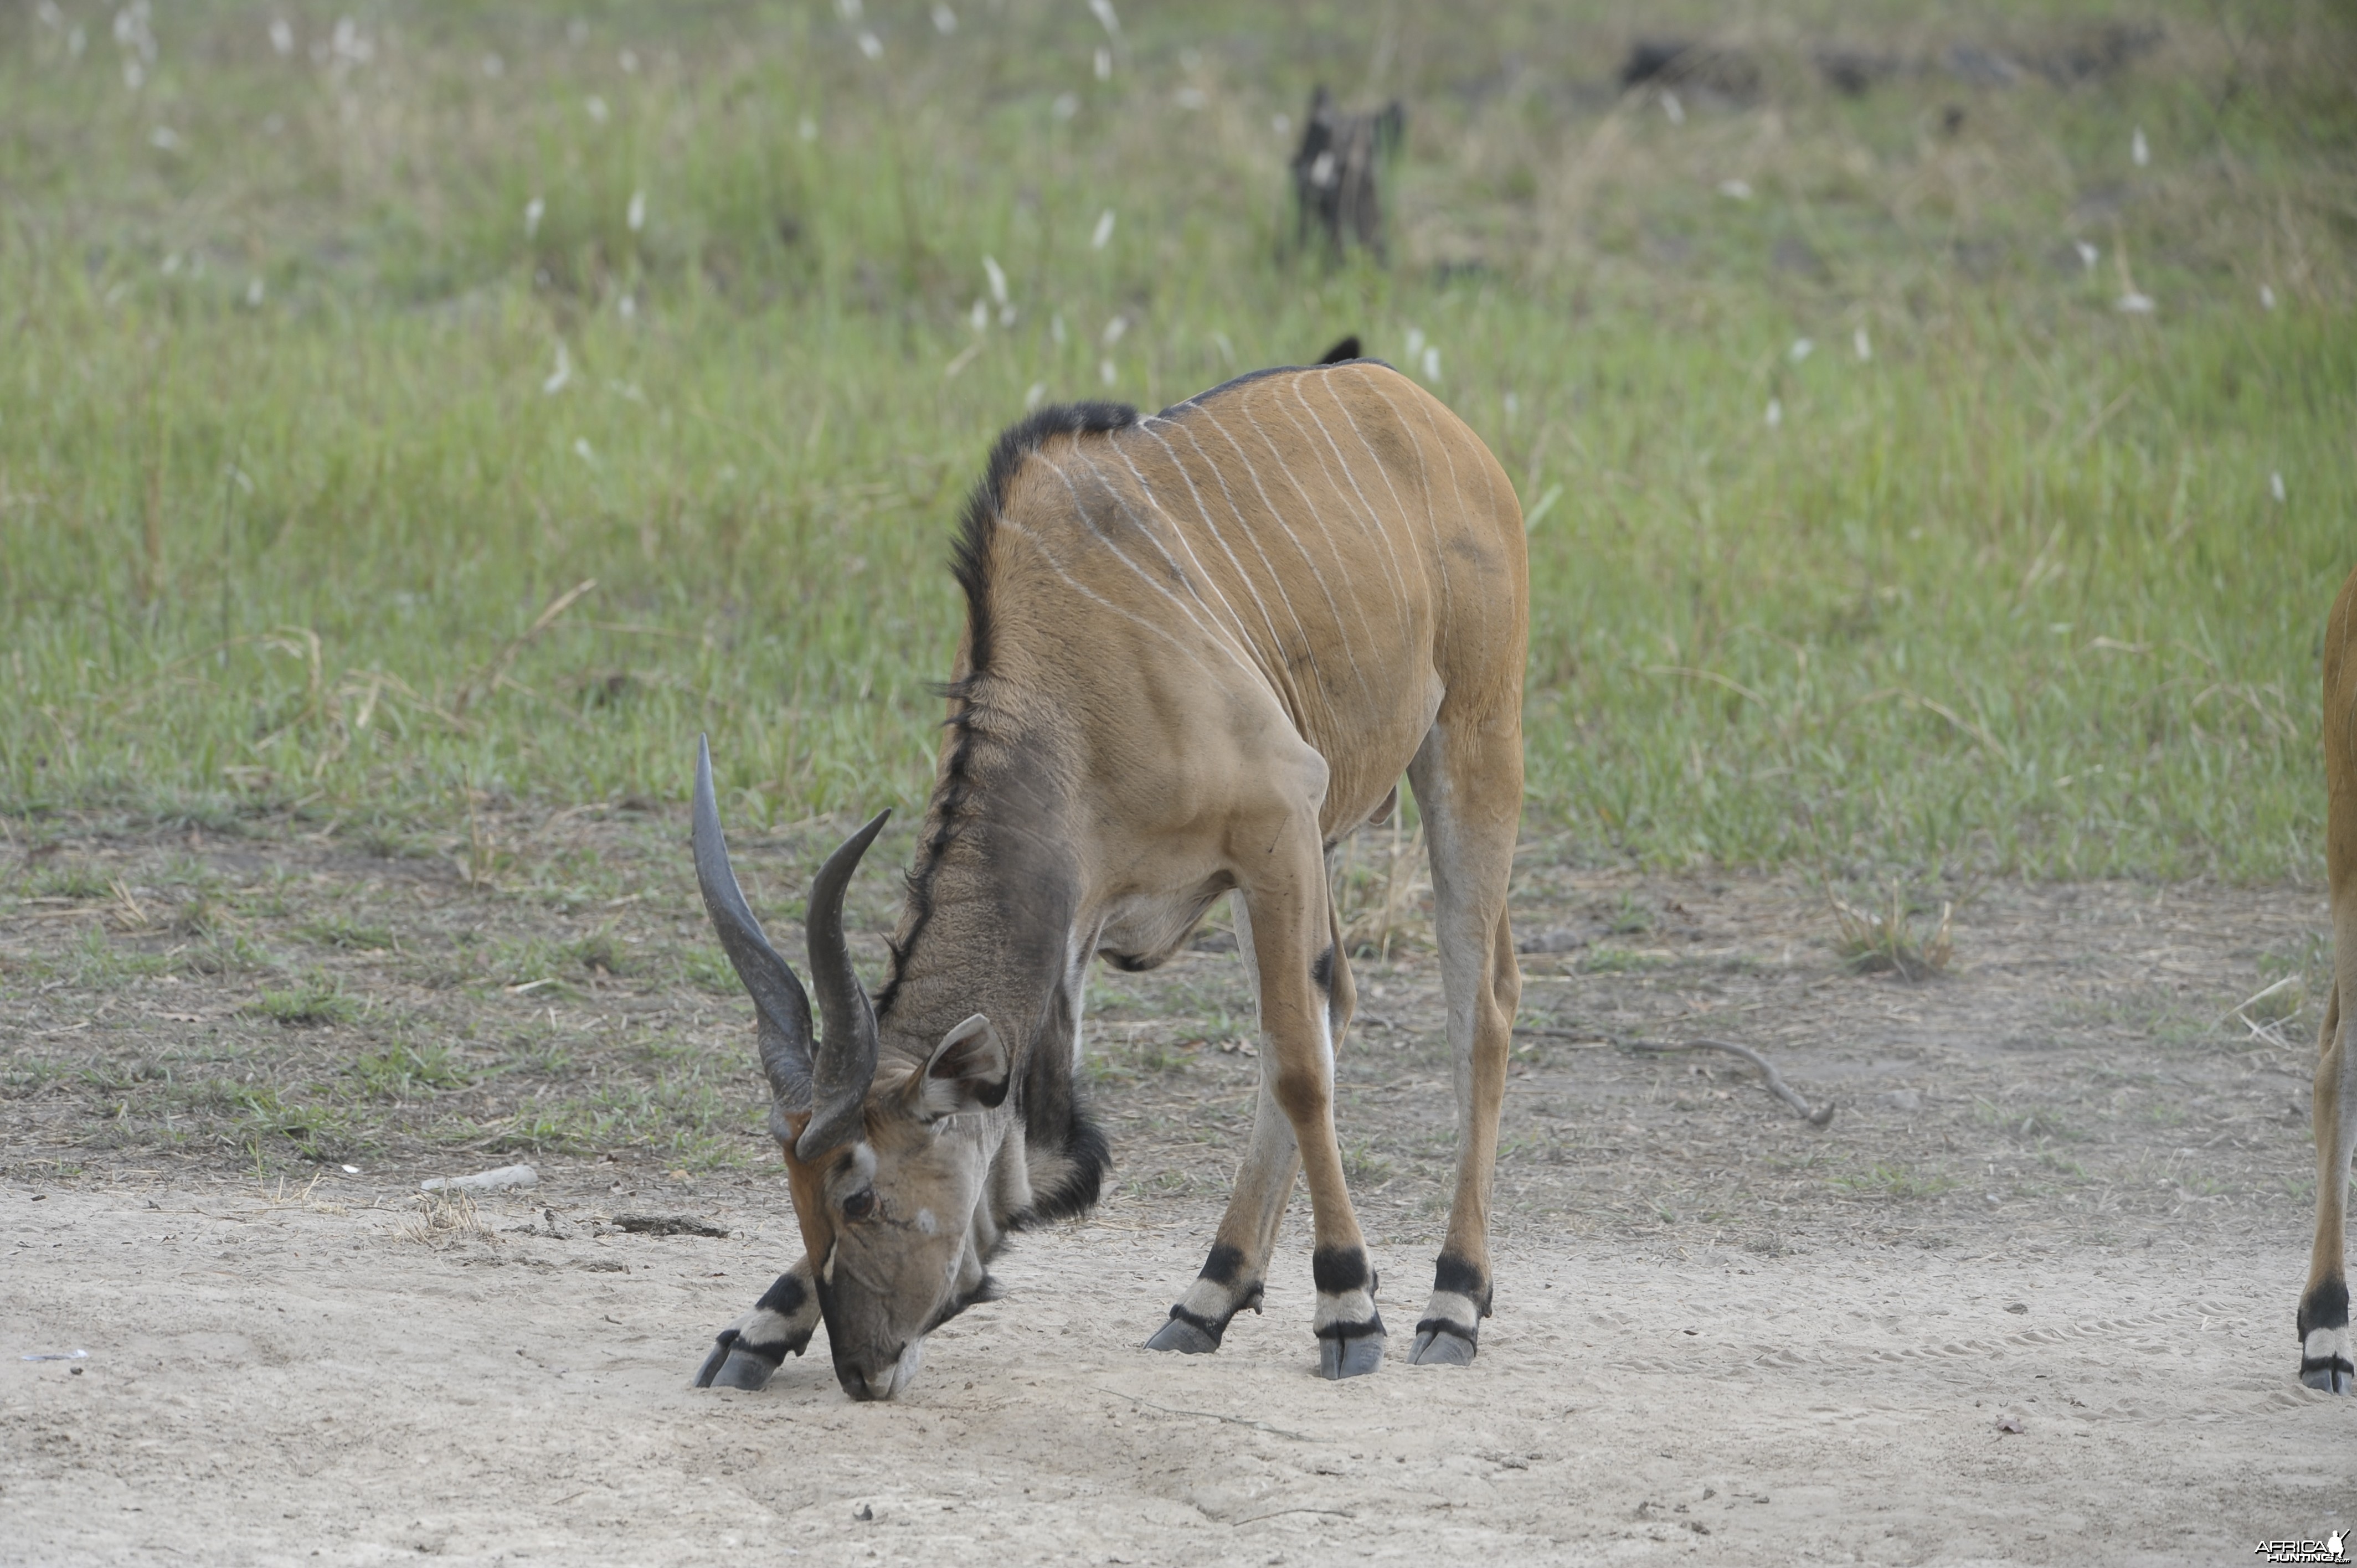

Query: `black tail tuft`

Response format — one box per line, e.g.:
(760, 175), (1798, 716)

(1318, 335), (1363, 365)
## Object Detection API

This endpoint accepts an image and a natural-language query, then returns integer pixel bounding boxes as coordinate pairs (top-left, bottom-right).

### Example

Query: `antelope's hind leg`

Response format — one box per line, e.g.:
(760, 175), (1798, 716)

(694, 1257), (821, 1391)
(1403, 713), (1522, 1368)
(1148, 896), (1303, 1356)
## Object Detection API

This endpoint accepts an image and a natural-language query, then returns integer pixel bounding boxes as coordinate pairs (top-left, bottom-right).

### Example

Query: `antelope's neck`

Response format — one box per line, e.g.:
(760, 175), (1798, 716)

(874, 713), (1087, 1082)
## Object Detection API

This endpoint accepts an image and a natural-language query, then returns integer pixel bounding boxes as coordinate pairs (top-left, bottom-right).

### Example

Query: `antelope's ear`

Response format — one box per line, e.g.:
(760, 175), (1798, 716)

(917, 1014), (1010, 1120)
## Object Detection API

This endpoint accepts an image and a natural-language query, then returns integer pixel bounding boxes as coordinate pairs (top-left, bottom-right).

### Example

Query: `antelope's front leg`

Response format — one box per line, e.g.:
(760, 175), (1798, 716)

(1249, 847), (1384, 1379)
(693, 1257), (821, 1391)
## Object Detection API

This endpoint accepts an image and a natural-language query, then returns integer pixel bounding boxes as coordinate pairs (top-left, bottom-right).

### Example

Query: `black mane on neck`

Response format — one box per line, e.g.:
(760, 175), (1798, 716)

(874, 400), (1134, 1022)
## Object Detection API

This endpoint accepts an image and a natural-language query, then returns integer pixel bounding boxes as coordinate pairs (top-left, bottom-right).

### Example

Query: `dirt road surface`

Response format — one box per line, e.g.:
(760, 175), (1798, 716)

(3, 819), (2351, 1563)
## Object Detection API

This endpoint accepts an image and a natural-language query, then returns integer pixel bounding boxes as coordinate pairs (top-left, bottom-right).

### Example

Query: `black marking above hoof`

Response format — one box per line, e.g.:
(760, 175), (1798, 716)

(1318, 1328), (1386, 1379)
(1408, 1322), (1479, 1366)
(2300, 1356), (2355, 1394)
(1146, 1307), (1224, 1355)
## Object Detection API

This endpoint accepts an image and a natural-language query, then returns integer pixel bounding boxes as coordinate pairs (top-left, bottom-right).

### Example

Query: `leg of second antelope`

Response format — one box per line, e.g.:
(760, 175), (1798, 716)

(1403, 715), (1523, 1366)
(2302, 956), (2355, 1391)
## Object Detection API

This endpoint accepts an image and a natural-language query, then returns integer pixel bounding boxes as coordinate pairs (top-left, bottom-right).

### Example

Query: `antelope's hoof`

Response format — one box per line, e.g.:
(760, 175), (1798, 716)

(693, 1332), (781, 1391)
(2299, 1357), (2355, 1394)
(711, 1345), (784, 1390)
(1146, 1312), (1221, 1355)
(1408, 1324), (1479, 1366)
(1317, 1330), (1386, 1380)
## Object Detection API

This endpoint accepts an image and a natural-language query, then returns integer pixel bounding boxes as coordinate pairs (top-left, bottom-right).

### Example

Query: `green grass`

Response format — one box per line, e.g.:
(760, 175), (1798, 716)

(1831, 1161), (1958, 1200)
(246, 972), (364, 1027)
(1, 2), (2352, 879)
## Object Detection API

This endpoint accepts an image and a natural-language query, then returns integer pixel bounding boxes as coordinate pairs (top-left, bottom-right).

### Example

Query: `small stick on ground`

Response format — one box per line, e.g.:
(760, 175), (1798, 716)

(1514, 1026), (1835, 1126)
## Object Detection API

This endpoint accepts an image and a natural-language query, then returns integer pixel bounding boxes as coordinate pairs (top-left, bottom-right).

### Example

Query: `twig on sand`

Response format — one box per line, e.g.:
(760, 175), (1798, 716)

(1514, 1027), (1835, 1126)
(1095, 1386), (1311, 1443)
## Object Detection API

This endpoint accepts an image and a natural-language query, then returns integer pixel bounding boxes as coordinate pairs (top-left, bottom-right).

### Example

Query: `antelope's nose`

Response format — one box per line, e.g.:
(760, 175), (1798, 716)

(842, 1356), (900, 1402)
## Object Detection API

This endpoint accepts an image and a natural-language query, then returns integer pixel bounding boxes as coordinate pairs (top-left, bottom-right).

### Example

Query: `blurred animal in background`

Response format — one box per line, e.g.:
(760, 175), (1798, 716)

(1290, 86), (1405, 264)
(1617, 38), (1761, 101)
(2298, 563), (2357, 1394)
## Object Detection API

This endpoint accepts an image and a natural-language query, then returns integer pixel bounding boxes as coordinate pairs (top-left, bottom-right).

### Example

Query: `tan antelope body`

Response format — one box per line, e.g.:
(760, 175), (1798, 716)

(692, 355), (1526, 1398)
(2299, 564), (2357, 1390)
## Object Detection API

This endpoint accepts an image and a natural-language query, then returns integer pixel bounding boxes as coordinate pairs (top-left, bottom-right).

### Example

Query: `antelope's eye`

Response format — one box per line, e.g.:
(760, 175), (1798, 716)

(840, 1189), (876, 1222)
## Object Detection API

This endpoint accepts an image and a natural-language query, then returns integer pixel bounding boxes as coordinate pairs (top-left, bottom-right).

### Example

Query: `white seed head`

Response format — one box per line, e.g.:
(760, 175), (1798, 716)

(626, 190), (645, 231)
(1661, 90), (1684, 125)
(857, 30), (882, 60)
(2073, 239), (2099, 271)
(933, 4), (956, 34)
(1024, 381), (1048, 410)
(2260, 284), (2277, 311)
(1094, 45), (1111, 81)
(1090, 208), (1115, 250)
(982, 254), (1008, 307)
(2115, 292), (2155, 315)
(1052, 91), (1078, 121)
(2131, 127), (2148, 167)
(1788, 337), (1814, 364)
(1853, 326), (1872, 362)
(1764, 398), (1783, 430)
(269, 17), (294, 55)
(1718, 178), (1752, 200)
(542, 341), (572, 395)
(2271, 471), (2286, 503)
(1098, 358), (1116, 386)
(523, 196), (544, 238)
(1420, 345), (1441, 380)
(586, 95), (609, 123)
(1088, 0), (1120, 37)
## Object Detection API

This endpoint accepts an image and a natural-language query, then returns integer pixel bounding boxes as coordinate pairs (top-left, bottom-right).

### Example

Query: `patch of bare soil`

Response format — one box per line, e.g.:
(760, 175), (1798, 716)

(0, 816), (2345, 1564)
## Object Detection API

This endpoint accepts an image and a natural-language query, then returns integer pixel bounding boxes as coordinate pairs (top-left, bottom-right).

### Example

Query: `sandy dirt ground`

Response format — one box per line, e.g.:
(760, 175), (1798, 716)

(4, 818), (2354, 1563)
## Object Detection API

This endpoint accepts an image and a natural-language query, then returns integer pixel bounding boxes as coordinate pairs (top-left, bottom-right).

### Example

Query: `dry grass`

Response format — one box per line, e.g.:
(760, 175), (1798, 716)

(399, 1188), (496, 1250)
(1831, 884), (1954, 981)
(1333, 814), (1431, 962)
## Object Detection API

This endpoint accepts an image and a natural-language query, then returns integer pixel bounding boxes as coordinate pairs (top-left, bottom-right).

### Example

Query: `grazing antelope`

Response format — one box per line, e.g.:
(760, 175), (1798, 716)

(2299, 564), (2357, 1391)
(691, 344), (1525, 1401)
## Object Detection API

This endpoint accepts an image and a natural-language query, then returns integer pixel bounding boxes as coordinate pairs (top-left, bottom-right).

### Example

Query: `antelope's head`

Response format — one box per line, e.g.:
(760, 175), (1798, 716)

(692, 739), (1013, 1401)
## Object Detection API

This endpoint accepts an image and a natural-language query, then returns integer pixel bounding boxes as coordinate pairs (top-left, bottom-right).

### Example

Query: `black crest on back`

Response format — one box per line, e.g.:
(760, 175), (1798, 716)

(1318, 336), (1363, 364)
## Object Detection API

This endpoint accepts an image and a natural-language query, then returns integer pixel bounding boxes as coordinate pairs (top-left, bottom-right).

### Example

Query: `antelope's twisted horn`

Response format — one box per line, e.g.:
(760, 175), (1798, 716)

(692, 736), (815, 1112)
(799, 807), (891, 1159)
